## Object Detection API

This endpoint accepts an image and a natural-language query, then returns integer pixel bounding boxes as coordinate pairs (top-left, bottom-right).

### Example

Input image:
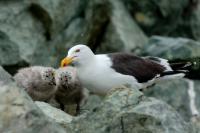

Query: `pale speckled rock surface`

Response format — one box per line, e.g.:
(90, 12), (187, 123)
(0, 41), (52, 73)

(145, 79), (191, 121)
(66, 87), (193, 133)
(81, 94), (102, 113)
(35, 101), (73, 128)
(194, 80), (200, 114)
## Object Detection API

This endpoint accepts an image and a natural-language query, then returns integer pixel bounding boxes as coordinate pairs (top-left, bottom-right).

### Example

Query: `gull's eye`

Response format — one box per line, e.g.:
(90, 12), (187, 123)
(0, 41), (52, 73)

(75, 49), (80, 53)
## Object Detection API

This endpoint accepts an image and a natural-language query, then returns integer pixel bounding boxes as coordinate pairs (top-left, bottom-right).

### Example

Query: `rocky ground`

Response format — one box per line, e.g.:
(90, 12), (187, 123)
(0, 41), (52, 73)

(0, 0), (200, 133)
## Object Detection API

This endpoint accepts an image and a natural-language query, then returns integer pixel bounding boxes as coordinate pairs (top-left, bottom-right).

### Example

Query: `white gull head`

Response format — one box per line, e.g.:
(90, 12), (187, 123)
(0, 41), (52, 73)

(61, 44), (94, 67)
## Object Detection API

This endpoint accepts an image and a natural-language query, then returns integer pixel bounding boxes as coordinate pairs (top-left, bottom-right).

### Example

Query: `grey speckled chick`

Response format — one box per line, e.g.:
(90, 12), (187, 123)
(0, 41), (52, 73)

(55, 67), (88, 114)
(14, 66), (56, 102)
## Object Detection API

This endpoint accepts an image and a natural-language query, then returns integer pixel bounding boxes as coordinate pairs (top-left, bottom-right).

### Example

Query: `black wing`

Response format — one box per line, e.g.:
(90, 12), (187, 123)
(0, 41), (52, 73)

(108, 53), (166, 83)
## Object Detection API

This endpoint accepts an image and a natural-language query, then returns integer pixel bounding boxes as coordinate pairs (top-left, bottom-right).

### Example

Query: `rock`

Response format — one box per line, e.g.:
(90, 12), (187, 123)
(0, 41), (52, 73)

(49, 17), (86, 67)
(50, 0), (147, 57)
(0, 66), (66, 133)
(70, 0), (147, 53)
(66, 87), (193, 133)
(0, 1), (45, 65)
(145, 79), (200, 122)
(0, 0), (147, 68)
(0, 31), (21, 66)
(29, 0), (86, 39)
(82, 95), (103, 113)
(80, 0), (110, 52)
(123, 0), (195, 38)
(188, 1), (200, 41)
(96, 0), (148, 53)
(0, 0), (85, 67)
(142, 36), (200, 59)
(29, 0), (86, 67)
(192, 117), (200, 133)
(144, 79), (190, 121)
(35, 101), (73, 128)
(60, 18), (86, 49)
(193, 80), (200, 116)
(0, 31), (28, 75)
(0, 66), (14, 85)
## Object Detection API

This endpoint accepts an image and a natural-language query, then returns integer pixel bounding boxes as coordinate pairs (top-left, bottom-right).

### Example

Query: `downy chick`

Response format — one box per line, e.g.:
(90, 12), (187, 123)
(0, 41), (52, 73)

(14, 66), (56, 101)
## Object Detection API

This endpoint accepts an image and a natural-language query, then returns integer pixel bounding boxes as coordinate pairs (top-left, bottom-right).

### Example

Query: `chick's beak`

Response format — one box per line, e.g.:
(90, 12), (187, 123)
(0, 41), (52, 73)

(61, 57), (74, 67)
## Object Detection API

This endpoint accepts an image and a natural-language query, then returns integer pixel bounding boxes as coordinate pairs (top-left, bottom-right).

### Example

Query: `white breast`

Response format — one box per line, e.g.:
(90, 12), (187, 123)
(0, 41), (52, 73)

(77, 55), (141, 95)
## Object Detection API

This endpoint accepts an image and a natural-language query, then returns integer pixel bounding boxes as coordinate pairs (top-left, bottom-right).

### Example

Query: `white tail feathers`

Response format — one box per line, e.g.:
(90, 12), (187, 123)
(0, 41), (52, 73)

(160, 73), (185, 81)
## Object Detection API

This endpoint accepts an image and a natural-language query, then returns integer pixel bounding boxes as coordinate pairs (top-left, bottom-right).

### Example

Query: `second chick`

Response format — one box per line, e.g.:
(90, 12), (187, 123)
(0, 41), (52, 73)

(55, 67), (88, 114)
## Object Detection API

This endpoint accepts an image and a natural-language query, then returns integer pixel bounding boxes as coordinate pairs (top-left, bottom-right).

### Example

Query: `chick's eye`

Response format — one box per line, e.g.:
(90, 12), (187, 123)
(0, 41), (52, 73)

(75, 49), (80, 52)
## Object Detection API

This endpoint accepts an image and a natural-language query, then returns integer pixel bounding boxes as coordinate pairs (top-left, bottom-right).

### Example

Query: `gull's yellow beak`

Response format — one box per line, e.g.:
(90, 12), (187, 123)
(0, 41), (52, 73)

(60, 57), (74, 67)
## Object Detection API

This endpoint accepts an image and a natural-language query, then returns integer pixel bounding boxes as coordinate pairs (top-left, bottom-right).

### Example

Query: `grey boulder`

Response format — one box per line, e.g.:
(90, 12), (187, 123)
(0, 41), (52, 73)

(142, 36), (200, 59)
(66, 87), (193, 133)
